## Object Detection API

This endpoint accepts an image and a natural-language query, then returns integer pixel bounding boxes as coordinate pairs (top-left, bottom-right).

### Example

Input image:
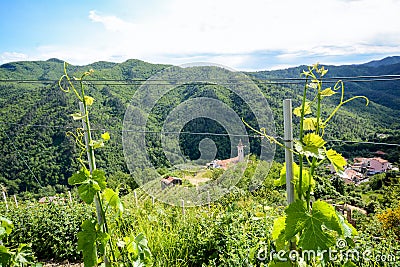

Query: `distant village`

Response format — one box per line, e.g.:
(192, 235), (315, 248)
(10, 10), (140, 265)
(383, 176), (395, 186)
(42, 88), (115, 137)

(333, 151), (397, 185)
(161, 142), (398, 190)
(205, 139), (245, 169)
(161, 140), (245, 189)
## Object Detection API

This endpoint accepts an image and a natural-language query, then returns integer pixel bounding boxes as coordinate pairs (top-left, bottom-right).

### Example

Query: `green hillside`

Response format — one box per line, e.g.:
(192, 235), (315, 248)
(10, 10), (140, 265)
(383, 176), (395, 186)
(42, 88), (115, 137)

(0, 58), (399, 194)
(250, 56), (400, 110)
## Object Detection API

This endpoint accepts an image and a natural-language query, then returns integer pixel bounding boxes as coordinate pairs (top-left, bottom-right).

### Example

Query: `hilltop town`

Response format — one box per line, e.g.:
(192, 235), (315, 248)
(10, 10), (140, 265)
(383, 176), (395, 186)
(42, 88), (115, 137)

(333, 154), (396, 185)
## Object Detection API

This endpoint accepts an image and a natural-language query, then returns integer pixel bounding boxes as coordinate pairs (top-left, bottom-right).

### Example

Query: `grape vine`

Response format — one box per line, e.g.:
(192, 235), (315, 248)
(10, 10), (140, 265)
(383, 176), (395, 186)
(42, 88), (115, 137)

(250, 64), (369, 266)
(59, 63), (152, 267)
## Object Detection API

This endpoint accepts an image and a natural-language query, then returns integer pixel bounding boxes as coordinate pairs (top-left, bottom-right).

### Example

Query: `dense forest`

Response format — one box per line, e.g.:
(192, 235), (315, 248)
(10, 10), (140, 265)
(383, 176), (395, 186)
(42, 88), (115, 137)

(0, 57), (399, 195)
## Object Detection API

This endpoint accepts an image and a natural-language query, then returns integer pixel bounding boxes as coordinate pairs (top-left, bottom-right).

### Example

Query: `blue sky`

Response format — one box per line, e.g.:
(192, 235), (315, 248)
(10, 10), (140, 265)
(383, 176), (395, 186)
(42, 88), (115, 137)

(1, 0), (400, 70)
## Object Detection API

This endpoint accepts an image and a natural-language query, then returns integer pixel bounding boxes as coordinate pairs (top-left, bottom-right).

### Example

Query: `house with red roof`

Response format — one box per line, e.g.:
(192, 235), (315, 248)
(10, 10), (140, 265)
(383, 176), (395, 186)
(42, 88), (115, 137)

(161, 176), (182, 190)
(351, 157), (392, 175)
(368, 157), (391, 174)
(206, 140), (245, 170)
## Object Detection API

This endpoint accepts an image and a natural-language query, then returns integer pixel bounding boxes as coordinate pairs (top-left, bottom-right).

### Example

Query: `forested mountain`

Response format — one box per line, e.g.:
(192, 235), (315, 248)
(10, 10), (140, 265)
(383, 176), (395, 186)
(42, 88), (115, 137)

(0, 57), (399, 194)
(250, 56), (400, 110)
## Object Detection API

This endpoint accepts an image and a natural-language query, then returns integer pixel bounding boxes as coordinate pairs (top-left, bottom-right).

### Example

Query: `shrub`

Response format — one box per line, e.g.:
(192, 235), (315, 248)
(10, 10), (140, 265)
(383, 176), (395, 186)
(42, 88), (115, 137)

(377, 205), (400, 237)
(1, 201), (92, 261)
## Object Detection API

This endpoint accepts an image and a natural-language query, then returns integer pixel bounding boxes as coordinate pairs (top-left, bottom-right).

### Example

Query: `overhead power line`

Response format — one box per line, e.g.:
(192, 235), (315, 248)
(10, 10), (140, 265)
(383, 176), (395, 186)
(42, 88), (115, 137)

(0, 122), (265, 138)
(0, 74), (400, 86)
(327, 140), (400, 147)
(1, 121), (399, 147)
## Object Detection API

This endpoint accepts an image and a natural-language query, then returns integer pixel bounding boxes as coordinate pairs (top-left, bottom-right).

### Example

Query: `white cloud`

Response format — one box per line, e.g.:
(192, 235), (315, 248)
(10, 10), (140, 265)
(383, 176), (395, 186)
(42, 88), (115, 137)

(3, 0), (400, 69)
(83, 0), (400, 67)
(0, 52), (29, 64)
(88, 10), (134, 32)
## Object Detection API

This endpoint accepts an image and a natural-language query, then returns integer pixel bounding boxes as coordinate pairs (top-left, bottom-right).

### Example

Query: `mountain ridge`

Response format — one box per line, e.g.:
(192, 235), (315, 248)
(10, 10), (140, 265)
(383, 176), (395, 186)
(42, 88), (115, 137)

(0, 56), (399, 194)
(361, 56), (400, 68)
(3, 55), (400, 72)
(250, 56), (400, 110)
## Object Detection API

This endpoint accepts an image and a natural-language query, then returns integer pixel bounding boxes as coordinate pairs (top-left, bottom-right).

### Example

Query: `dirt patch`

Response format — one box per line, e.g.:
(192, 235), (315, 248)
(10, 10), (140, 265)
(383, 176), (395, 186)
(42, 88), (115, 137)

(186, 176), (211, 186)
(185, 170), (211, 186)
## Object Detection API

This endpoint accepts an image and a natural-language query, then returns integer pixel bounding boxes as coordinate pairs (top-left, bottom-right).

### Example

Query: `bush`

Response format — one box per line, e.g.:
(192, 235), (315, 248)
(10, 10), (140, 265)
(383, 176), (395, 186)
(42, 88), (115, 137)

(1, 201), (92, 261)
(119, 193), (281, 266)
(377, 204), (400, 237)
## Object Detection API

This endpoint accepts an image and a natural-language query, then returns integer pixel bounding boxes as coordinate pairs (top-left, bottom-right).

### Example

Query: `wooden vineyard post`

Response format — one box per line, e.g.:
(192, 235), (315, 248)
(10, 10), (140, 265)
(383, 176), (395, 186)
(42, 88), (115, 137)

(181, 199), (185, 215)
(2, 191), (8, 211)
(134, 190), (138, 206)
(207, 191), (211, 209)
(283, 99), (294, 204)
(68, 191), (72, 203)
(283, 99), (296, 251)
(13, 195), (18, 208)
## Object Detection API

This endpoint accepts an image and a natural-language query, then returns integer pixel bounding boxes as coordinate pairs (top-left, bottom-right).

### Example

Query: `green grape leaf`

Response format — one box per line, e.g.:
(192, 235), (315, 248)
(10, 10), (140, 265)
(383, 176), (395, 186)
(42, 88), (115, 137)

(0, 245), (11, 266)
(68, 168), (90, 185)
(13, 243), (36, 265)
(84, 95), (94, 106)
(89, 139), (104, 149)
(275, 163), (289, 186)
(276, 162), (300, 187)
(92, 169), (107, 190)
(123, 235), (139, 257)
(97, 231), (110, 256)
(77, 220), (97, 267)
(135, 233), (152, 263)
(284, 200), (309, 239)
(293, 102), (312, 117)
(70, 112), (84, 121)
(326, 149), (347, 172)
(303, 117), (317, 131)
(135, 233), (149, 248)
(303, 133), (326, 148)
(277, 163), (315, 199)
(336, 212), (358, 237)
(78, 180), (101, 204)
(272, 216), (286, 240)
(320, 88), (336, 97)
(285, 200), (343, 251)
(294, 140), (325, 159)
(78, 219), (109, 258)
(320, 67), (328, 76)
(102, 188), (124, 217)
(101, 132), (110, 141)
(0, 216), (13, 236)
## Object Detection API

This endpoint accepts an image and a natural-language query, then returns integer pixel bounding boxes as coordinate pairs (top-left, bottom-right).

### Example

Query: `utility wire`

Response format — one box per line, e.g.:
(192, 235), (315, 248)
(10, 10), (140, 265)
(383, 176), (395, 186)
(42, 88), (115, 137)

(0, 122), (76, 130)
(1, 121), (399, 147)
(327, 140), (400, 147)
(1, 74), (400, 85)
(1, 74), (400, 81)
(0, 122), (267, 138)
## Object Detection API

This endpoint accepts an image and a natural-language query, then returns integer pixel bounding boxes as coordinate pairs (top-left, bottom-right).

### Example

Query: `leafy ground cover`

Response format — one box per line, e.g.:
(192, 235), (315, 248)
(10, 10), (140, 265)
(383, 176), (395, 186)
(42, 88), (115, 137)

(1, 174), (400, 266)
